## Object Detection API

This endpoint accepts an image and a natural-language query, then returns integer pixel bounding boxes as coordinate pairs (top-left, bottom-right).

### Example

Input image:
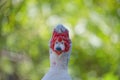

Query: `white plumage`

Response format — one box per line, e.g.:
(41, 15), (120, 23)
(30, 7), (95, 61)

(42, 24), (72, 80)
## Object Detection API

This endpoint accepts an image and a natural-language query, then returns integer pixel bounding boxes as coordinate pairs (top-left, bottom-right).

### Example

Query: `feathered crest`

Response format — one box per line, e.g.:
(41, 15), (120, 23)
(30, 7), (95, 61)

(50, 24), (71, 52)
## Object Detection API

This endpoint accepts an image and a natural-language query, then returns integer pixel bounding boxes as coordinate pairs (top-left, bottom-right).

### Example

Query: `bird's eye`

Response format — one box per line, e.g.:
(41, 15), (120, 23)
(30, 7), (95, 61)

(61, 42), (64, 44)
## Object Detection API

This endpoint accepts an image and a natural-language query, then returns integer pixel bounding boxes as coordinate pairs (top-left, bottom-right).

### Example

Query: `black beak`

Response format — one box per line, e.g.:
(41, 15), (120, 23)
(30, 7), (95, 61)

(56, 47), (62, 51)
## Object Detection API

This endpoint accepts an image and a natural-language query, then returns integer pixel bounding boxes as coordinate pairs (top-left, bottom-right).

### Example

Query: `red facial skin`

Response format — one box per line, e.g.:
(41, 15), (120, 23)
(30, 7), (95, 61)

(50, 30), (71, 55)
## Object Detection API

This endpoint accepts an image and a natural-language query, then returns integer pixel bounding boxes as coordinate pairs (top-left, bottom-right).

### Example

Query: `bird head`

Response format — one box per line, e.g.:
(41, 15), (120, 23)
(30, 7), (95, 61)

(50, 24), (71, 55)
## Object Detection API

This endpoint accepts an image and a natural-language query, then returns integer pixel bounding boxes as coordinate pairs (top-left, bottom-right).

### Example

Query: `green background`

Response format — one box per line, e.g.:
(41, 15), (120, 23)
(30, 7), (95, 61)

(0, 0), (120, 80)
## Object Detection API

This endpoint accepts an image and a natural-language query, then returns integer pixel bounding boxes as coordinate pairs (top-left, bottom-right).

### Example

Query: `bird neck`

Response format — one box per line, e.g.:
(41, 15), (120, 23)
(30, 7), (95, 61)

(49, 49), (71, 71)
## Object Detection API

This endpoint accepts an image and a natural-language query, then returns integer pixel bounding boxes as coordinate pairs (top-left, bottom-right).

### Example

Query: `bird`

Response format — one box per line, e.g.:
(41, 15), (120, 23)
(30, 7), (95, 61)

(42, 24), (72, 80)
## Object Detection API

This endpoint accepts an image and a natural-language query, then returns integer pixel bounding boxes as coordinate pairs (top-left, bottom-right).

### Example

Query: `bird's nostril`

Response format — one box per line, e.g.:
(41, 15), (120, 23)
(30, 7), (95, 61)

(56, 47), (61, 51)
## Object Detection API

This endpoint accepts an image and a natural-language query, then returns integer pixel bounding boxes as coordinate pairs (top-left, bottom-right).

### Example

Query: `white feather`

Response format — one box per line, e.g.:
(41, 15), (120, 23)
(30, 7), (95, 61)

(42, 48), (72, 80)
(42, 24), (72, 80)
(54, 24), (68, 33)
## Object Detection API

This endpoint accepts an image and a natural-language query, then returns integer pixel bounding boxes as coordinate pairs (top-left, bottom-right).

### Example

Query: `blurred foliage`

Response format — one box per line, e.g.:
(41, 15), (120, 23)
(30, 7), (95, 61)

(0, 0), (120, 80)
